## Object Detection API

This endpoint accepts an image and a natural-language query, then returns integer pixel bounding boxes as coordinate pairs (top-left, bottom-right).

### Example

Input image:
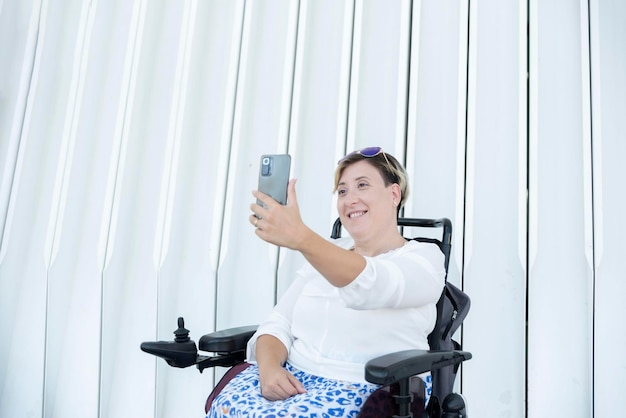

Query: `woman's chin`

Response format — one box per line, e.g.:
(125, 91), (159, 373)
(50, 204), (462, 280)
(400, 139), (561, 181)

(343, 219), (369, 239)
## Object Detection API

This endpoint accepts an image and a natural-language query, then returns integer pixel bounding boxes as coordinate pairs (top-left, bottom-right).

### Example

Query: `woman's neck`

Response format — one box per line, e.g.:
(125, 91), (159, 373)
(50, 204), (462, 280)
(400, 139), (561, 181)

(352, 231), (406, 257)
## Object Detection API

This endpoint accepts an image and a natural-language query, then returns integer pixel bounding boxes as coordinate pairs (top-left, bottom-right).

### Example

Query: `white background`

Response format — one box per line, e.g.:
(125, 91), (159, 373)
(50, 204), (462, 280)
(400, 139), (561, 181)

(0, 0), (624, 417)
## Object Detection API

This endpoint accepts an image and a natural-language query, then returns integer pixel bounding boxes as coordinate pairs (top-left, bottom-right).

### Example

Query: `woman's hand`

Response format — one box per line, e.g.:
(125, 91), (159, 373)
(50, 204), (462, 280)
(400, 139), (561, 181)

(258, 364), (306, 401)
(251, 179), (366, 287)
(250, 179), (312, 250)
(255, 334), (306, 401)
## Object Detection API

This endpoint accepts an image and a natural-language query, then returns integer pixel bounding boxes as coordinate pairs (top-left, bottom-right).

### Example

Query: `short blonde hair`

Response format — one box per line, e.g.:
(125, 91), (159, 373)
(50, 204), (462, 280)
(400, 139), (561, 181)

(334, 149), (409, 212)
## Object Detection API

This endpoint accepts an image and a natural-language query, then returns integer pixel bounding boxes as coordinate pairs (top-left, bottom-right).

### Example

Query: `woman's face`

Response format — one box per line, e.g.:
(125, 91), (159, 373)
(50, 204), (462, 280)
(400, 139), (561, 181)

(336, 160), (400, 241)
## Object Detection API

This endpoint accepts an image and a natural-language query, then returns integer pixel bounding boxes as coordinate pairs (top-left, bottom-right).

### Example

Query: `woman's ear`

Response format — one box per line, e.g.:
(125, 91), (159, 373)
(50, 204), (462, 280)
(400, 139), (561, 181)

(391, 183), (402, 206)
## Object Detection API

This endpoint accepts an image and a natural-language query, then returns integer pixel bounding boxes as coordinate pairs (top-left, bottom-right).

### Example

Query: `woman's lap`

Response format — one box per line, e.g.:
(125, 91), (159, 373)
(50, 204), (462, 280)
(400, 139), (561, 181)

(206, 363), (380, 418)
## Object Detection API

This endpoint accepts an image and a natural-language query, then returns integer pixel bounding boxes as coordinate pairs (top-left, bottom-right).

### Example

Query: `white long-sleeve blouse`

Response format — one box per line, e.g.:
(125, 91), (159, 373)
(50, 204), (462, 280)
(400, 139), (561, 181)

(246, 236), (446, 383)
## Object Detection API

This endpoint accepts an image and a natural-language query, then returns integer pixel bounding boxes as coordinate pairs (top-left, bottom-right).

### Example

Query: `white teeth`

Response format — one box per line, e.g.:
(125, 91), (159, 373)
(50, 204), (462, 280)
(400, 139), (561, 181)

(349, 211), (366, 218)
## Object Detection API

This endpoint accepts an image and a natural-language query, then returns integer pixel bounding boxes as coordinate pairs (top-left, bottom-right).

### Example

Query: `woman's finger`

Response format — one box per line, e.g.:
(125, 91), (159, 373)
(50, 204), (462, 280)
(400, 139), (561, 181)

(287, 373), (306, 394)
(285, 179), (297, 206)
(252, 189), (274, 210)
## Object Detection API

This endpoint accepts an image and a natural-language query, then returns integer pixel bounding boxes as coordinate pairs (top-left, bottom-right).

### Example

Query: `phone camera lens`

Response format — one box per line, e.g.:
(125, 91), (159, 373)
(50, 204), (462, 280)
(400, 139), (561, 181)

(261, 157), (272, 176)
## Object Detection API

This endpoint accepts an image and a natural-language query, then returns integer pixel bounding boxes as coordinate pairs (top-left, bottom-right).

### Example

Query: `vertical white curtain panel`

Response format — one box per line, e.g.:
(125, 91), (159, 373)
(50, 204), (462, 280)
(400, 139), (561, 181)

(0, 1), (624, 417)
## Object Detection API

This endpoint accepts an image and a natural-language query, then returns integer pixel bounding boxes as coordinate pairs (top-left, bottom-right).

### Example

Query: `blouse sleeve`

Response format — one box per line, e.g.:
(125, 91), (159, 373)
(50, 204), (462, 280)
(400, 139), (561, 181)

(337, 241), (446, 310)
(246, 266), (310, 362)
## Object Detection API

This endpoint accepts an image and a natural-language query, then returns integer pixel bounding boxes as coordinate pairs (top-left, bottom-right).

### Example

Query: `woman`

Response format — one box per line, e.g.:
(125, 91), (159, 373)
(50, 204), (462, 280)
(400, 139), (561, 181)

(207, 147), (445, 417)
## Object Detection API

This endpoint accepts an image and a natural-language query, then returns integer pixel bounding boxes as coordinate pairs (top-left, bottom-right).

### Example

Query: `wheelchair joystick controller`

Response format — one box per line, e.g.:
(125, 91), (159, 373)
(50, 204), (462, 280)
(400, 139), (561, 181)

(174, 317), (190, 342)
(140, 317), (199, 368)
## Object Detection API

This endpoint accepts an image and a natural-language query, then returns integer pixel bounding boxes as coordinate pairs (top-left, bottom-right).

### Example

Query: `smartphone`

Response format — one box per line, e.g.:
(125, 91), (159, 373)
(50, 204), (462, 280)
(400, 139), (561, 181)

(257, 154), (291, 207)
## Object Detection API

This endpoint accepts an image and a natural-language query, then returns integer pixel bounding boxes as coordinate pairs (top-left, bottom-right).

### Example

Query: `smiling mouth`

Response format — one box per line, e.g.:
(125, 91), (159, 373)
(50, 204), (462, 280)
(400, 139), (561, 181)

(348, 211), (367, 219)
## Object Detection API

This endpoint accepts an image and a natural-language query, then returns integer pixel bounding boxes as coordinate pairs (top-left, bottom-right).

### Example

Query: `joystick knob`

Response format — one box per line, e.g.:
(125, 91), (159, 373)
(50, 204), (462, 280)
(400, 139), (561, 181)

(174, 317), (190, 343)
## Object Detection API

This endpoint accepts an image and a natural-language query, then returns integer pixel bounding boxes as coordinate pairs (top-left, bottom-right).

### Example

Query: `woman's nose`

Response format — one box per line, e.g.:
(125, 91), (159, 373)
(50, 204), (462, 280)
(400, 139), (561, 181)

(343, 190), (359, 204)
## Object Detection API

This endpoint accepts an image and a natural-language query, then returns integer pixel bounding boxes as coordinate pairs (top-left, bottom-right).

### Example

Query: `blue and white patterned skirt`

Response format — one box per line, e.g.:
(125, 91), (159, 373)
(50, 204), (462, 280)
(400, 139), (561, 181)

(206, 362), (380, 418)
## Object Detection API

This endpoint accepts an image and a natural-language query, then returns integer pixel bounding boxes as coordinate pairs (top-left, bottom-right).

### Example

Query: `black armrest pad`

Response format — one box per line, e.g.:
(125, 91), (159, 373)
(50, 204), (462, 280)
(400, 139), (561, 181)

(365, 349), (472, 386)
(198, 325), (258, 353)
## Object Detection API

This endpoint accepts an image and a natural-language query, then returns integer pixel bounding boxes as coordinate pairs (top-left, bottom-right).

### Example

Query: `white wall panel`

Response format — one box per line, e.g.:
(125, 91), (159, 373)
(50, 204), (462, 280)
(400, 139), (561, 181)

(527, 0), (593, 416)
(215, 0), (299, 330)
(98, 1), (183, 416)
(41, 0), (108, 416)
(0, 117), (51, 418)
(152, 1), (246, 416)
(0, 0), (39, 231)
(590, 0), (626, 415)
(0, 0), (90, 416)
(0, 0), (36, 151)
(276, 0), (354, 296)
(348, 0), (411, 152)
(405, 0), (467, 283)
(461, 1), (527, 416)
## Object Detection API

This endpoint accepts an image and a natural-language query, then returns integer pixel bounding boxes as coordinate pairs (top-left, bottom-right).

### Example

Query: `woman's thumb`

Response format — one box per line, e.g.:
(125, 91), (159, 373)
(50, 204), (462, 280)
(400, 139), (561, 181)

(287, 178), (298, 206)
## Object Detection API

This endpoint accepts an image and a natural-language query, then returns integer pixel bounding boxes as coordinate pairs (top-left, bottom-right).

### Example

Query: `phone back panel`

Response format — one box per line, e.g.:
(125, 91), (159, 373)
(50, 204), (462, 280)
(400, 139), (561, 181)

(257, 154), (291, 206)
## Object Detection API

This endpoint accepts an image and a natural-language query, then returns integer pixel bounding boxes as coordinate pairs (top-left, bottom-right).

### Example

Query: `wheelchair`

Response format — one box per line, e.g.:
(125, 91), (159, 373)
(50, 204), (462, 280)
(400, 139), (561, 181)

(141, 217), (471, 417)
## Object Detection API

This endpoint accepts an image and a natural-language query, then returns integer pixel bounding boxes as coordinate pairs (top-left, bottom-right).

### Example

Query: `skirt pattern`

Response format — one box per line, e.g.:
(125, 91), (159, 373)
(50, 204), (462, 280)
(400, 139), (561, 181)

(206, 363), (380, 418)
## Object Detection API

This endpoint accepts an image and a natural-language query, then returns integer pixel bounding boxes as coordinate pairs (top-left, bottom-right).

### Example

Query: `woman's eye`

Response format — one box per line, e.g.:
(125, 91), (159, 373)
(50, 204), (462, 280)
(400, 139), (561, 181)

(358, 182), (368, 188)
(337, 189), (346, 196)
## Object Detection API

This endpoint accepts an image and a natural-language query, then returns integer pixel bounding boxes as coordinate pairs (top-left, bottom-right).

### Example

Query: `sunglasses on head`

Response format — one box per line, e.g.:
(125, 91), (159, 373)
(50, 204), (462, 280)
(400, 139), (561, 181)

(338, 146), (392, 170)
(338, 146), (382, 162)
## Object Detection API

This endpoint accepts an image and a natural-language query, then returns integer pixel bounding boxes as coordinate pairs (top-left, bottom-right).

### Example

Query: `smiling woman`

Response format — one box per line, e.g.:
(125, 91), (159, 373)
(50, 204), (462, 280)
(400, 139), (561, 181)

(336, 147), (409, 211)
(334, 148), (409, 256)
(207, 148), (446, 417)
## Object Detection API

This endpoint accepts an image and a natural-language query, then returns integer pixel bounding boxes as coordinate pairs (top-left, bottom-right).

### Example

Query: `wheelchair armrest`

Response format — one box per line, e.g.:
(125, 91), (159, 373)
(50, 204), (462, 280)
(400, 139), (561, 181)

(364, 349), (472, 386)
(198, 325), (258, 353)
(140, 318), (258, 372)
